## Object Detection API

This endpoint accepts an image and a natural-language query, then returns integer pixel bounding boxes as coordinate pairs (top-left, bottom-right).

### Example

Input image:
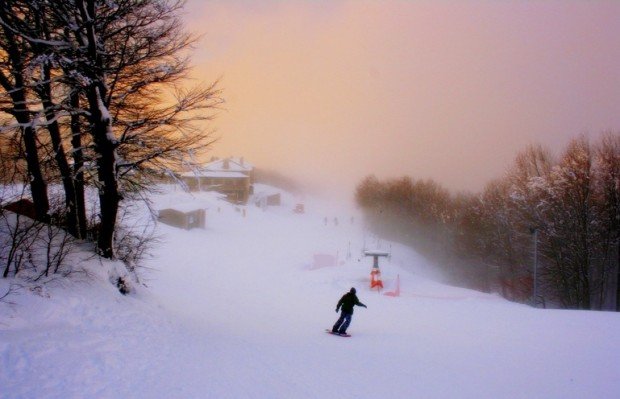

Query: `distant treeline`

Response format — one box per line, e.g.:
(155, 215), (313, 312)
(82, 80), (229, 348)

(356, 133), (619, 311)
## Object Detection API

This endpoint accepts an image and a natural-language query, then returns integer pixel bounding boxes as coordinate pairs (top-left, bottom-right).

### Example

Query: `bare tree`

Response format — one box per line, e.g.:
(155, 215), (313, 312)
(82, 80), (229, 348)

(56, 0), (220, 258)
(545, 138), (597, 308)
(594, 132), (620, 310)
(0, 1), (50, 221)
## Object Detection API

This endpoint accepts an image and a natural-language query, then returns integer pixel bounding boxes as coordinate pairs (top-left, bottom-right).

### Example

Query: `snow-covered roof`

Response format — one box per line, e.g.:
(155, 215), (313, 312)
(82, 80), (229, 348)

(179, 171), (248, 179)
(159, 203), (205, 213)
(204, 157), (253, 173)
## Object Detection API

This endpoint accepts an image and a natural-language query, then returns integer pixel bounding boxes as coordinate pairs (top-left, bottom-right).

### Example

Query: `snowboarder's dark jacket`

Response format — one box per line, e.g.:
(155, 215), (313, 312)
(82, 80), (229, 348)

(336, 292), (366, 314)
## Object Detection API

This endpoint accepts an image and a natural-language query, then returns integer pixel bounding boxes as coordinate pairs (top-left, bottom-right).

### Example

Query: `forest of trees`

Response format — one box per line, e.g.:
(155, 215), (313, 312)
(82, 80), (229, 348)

(0, 0), (219, 280)
(356, 134), (620, 311)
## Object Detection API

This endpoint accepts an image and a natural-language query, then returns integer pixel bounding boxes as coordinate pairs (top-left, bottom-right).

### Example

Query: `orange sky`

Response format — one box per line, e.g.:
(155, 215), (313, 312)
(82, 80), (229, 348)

(181, 0), (620, 199)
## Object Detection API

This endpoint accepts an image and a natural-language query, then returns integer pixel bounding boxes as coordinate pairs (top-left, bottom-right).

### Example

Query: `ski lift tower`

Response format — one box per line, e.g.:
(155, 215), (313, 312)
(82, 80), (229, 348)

(364, 250), (389, 291)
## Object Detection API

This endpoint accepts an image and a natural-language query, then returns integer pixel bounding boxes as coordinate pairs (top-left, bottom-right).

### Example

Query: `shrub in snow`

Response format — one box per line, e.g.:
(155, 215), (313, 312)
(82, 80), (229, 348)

(0, 210), (77, 281)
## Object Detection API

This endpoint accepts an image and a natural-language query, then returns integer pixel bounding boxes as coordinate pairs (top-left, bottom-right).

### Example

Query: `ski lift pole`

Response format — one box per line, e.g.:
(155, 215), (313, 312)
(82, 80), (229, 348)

(364, 250), (388, 292)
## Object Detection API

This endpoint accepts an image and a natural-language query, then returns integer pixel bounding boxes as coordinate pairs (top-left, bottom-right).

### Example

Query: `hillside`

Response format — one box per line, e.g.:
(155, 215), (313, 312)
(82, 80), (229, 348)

(1, 185), (619, 399)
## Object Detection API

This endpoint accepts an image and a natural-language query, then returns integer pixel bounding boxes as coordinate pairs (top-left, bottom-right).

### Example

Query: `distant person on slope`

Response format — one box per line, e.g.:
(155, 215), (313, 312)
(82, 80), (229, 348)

(332, 287), (367, 335)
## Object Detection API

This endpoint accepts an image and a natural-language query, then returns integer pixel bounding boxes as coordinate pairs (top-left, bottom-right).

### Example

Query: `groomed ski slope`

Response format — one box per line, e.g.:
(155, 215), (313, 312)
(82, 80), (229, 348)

(2, 185), (619, 399)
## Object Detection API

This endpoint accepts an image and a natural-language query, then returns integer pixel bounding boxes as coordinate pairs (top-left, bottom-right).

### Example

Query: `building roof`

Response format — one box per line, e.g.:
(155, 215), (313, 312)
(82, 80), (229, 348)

(179, 157), (253, 178)
(159, 205), (204, 213)
(204, 157), (253, 173)
(179, 171), (248, 179)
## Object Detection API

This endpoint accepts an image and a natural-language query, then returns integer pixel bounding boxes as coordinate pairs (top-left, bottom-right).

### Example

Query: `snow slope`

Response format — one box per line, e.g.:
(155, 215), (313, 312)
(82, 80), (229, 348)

(2, 185), (619, 399)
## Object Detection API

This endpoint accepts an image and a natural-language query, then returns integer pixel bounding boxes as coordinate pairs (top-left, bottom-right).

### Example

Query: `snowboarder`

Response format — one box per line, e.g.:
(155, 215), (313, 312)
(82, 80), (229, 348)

(332, 287), (367, 335)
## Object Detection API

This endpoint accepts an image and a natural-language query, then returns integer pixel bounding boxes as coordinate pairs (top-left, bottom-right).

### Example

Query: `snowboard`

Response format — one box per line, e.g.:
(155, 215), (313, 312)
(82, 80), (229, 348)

(325, 329), (351, 337)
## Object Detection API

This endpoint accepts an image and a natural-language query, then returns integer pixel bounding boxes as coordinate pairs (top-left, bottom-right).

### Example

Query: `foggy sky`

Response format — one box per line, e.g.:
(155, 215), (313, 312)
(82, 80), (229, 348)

(182, 0), (620, 198)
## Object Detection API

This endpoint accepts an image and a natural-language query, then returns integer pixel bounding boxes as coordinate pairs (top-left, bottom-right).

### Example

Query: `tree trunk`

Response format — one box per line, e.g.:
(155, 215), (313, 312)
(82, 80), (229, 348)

(94, 130), (120, 259)
(87, 84), (120, 259)
(16, 112), (50, 222)
(77, 0), (121, 258)
(39, 64), (79, 236)
(70, 92), (88, 239)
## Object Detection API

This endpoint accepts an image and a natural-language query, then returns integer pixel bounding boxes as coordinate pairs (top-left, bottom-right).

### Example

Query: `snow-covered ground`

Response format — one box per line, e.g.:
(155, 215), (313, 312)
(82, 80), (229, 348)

(1, 185), (619, 399)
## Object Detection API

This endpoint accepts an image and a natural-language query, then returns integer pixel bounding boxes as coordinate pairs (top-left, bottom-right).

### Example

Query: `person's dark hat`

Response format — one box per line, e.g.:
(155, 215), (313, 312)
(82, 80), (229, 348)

(350, 287), (356, 294)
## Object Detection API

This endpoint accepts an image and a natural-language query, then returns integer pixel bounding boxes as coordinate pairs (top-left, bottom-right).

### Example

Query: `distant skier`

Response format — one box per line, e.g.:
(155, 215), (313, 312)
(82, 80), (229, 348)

(332, 287), (367, 335)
